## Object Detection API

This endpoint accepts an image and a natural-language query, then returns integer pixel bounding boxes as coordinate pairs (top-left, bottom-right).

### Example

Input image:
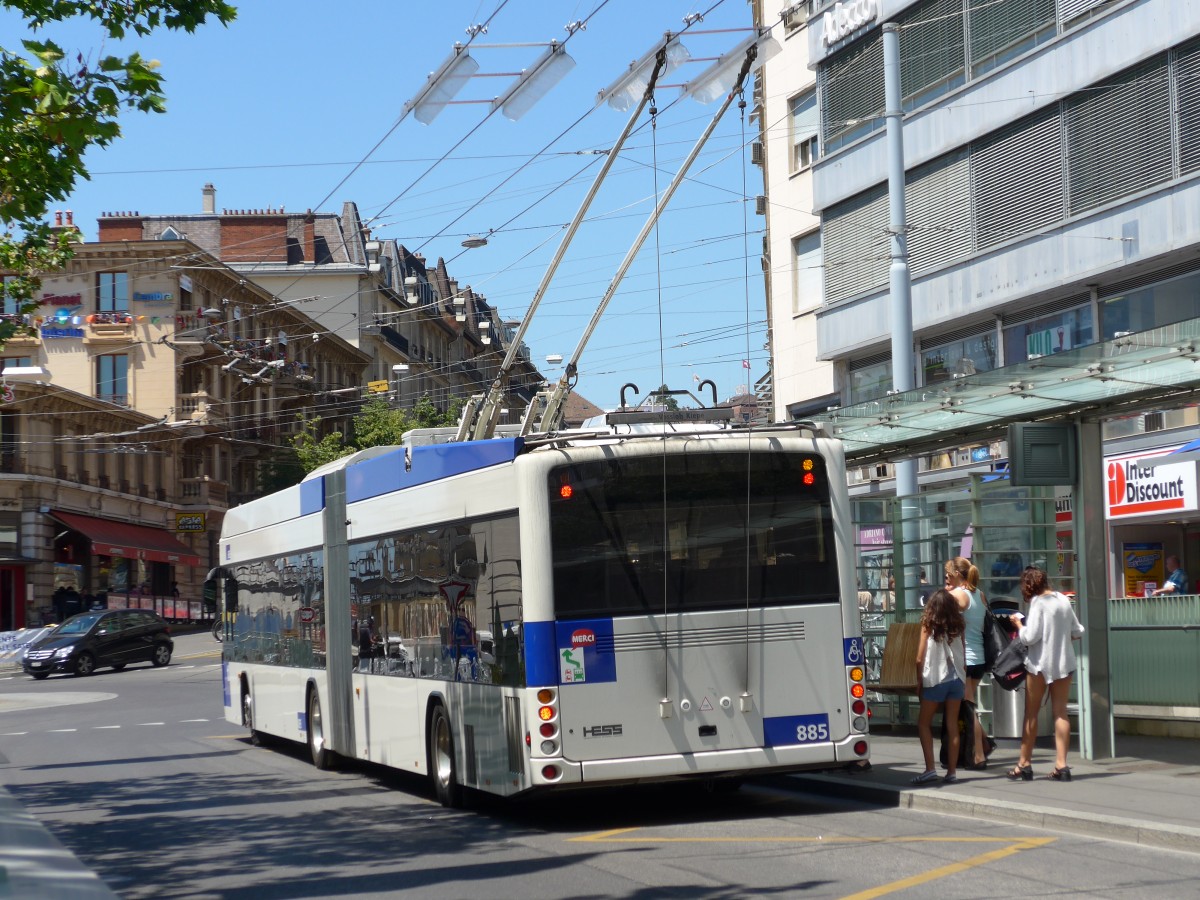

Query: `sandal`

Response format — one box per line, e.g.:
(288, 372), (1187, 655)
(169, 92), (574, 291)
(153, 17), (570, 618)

(966, 760), (988, 771)
(985, 736), (998, 758)
(942, 774), (958, 784)
(910, 769), (938, 785)
(1006, 765), (1033, 781)
(1047, 767), (1072, 782)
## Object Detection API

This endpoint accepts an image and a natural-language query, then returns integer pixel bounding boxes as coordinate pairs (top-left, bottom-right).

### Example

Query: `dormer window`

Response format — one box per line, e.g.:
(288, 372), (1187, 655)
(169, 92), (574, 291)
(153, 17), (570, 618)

(160, 226), (182, 240)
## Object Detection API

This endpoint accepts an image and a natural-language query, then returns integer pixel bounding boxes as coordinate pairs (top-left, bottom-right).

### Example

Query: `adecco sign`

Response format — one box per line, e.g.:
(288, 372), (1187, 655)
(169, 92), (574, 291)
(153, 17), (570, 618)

(822, 0), (880, 47)
(1105, 447), (1199, 520)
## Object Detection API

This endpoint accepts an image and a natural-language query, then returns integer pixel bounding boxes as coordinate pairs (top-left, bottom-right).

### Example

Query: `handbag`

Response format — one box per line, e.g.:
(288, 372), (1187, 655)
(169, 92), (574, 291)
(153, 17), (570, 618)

(991, 636), (1028, 691)
(982, 605), (1011, 669)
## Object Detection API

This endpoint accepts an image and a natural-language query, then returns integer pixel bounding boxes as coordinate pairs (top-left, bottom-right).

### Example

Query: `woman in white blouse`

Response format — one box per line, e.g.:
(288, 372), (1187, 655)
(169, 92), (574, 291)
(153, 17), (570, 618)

(1007, 566), (1085, 782)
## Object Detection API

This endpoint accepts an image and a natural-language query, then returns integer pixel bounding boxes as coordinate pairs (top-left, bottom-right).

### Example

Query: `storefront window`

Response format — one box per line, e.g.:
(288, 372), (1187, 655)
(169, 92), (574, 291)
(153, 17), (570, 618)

(848, 359), (892, 405)
(1003, 304), (1093, 365)
(921, 331), (997, 385)
(1101, 270), (1200, 339)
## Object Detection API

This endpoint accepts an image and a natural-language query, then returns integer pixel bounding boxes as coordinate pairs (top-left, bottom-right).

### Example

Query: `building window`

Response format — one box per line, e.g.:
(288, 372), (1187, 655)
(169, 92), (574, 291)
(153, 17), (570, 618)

(790, 90), (819, 172)
(0, 410), (17, 473)
(792, 231), (823, 314)
(1003, 303), (1094, 365)
(920, 331), (997, 386)
(900, 0), (966, 112)
(1101, 269), (1200, 340)
(96, 272), (129, 312)
(1, 276), (21, 316)
(848, 358), (892, 406)
(1, 357), (31, 372)
(96, 354), (129, 406)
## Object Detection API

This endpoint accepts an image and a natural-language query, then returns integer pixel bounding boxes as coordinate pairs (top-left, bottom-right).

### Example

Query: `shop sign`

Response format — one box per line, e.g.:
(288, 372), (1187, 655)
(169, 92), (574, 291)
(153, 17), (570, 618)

(822, 0), (879, 47)
(41, 326), (84, 339)
(1055, 490), (1073, 524)
(1026, 326), (1073, 358)
(858, 524), (892, 546)
(176, 512), (206, 533)
(1105, 447), (1198, 519)
(40, 293), (82, 306)
(298, 607), (316, 624)
(133, 292), (173, 302)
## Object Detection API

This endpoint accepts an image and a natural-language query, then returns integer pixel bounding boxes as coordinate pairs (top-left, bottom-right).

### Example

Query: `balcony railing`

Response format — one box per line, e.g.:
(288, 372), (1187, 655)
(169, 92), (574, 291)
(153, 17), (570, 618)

(179, 477), (229, 508)
(85, 312), (135, 343)
(175, 391), (226, 424)
(96, 393), (129, 407)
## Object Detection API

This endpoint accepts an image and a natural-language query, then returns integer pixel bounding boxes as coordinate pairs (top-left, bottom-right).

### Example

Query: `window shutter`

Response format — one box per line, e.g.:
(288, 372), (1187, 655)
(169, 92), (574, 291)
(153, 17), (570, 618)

(1177, 39), (1200, 175)
(1065, 56), (1172, 216)
(819, 32), (884, 152)
(1060, 0), (1118, 27)
(972, 108), (1062, 251)
(968, 0), (1055, 73)
(899, 0), (966, 110)
(822, 185), (889, 303)
(906, 150), (971, 276)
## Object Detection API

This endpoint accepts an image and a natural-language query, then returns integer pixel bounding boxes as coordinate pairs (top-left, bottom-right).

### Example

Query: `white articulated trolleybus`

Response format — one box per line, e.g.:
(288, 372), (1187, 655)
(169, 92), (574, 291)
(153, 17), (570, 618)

(217, 420), (871, 805)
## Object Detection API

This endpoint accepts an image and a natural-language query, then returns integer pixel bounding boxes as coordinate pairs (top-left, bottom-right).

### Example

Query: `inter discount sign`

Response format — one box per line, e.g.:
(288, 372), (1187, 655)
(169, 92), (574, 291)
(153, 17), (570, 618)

(1105, 448), (1198, 520)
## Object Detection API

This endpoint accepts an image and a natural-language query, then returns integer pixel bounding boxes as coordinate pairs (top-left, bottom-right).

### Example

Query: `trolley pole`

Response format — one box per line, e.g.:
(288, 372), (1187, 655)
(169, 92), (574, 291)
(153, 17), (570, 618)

(882, 22), (921, 609)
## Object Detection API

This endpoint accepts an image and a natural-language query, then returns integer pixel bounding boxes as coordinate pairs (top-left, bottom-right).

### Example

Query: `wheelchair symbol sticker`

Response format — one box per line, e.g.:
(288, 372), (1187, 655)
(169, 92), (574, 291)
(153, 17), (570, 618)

(844, 637), (863, 666)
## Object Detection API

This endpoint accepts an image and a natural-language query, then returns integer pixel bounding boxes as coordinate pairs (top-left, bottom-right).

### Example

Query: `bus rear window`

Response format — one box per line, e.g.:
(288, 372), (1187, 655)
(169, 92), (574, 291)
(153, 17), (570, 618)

(548, 451), (838, 618)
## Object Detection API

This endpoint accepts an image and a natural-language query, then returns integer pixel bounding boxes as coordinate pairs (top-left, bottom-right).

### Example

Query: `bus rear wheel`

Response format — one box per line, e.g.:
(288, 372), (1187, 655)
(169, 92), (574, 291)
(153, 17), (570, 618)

(428, 704), (462, 807)
(307, 689), (336, 770)
(242, 688), (262, 746)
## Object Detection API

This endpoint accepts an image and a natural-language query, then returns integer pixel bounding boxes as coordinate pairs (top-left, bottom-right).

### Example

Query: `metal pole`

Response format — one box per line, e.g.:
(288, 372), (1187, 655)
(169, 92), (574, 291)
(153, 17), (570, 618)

(882, 22), (920, 608)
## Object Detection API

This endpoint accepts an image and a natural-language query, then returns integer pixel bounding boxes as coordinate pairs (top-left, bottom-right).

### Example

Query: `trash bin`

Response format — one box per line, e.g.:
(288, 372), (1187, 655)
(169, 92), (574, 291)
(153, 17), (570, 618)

(987, 598), (1052, 739)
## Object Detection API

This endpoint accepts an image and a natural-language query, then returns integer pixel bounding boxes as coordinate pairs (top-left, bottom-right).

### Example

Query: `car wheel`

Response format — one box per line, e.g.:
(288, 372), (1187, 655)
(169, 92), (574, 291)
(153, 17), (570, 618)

(111, 663), (127, 671)
(74, 652), (96, 677)
(30, 672), (50, 681)
(151, 642), (172, 667)
(428, 704), (463, 807)
(307, 689), (336, 770)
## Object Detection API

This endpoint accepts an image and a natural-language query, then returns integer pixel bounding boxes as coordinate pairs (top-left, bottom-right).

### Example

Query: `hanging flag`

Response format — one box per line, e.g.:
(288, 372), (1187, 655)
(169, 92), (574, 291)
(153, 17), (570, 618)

(693, 373), (700, 382)
(741, 359), (751, 369)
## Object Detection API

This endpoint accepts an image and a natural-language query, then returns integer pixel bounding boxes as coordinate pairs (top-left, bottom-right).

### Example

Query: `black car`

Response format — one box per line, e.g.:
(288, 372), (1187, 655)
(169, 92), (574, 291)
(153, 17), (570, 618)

(23, 609), (174, 679)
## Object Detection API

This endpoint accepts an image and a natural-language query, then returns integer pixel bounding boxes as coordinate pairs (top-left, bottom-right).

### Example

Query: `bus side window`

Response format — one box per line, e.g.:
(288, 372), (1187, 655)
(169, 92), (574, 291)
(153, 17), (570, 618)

(224, 578), (239, 613)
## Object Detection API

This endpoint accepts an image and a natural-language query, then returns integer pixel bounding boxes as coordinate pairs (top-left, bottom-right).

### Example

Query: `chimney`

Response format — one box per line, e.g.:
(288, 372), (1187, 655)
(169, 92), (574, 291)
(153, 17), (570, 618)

(54, 211), (63, 226)
(202, 183), (216, 214)
(304, 210), (316, 264)
(66, 210), (73, 226)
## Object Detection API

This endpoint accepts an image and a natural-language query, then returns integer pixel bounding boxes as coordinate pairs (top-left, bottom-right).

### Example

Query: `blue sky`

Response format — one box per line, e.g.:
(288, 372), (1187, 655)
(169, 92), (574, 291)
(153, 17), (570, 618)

(9, 1), (773, 410)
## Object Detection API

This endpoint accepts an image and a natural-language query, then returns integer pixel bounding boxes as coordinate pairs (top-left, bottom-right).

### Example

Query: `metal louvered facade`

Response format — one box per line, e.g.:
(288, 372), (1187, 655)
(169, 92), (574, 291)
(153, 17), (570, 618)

(819, 32), (885, 153)
(1178, 38), (1200, 174)
(906, 151), (971, 276)
(972, 109), (1063, 251)
(969, 0), (1056, 75)
(822, 186), (889, 302)
(1065, 58), (1173, 215)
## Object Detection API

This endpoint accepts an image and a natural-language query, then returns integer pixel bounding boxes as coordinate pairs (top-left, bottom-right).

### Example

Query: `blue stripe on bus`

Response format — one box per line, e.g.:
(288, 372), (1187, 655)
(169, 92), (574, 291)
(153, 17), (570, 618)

(345, 438), (524, 504)
(300, 478), (325, 515)
(524, 621), (557, 686)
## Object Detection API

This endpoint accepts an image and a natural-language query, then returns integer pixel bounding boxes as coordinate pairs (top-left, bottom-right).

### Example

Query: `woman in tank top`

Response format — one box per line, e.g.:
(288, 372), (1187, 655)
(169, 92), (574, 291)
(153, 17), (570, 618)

(945, 556), (994, 769)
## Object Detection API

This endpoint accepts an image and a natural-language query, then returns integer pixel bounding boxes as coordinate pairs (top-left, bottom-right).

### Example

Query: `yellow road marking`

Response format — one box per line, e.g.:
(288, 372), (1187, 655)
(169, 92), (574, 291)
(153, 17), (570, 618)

(570, 832), (1049, 845)
(837, 837), (1056, 900)
(567, 830), (1057, 899)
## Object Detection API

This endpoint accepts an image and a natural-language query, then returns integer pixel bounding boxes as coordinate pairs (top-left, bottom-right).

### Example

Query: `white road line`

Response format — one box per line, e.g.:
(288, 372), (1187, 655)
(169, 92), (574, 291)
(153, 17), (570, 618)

(94, 725), (121, 730)
(48, 728), (77, 733)
(1, 731), (28, 736)
(135, 722), (165, 726)
(179, 719), (208, 723)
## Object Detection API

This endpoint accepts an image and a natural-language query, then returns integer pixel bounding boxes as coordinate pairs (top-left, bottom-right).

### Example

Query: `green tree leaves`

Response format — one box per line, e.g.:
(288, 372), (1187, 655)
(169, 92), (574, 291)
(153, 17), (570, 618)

(1, 1), (237, 346)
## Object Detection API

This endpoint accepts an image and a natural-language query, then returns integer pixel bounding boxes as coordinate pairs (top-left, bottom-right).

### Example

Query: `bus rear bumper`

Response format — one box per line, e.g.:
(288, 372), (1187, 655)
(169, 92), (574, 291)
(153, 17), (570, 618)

(536, 735), (868, 787)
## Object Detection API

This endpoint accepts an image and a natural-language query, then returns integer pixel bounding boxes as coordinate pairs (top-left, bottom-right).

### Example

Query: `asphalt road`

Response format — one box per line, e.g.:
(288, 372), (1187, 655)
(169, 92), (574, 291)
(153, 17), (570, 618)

(2, 632), (1200, 899)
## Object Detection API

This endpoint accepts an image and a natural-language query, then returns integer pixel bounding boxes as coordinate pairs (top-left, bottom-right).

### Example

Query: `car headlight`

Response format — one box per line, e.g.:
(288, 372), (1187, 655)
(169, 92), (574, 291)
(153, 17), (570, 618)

(54, 646), (74, 659)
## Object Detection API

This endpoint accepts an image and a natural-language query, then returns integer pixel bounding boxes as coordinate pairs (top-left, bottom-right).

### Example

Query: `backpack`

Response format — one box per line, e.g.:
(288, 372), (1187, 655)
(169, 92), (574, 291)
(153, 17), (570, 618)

(939, 699), (977, 768)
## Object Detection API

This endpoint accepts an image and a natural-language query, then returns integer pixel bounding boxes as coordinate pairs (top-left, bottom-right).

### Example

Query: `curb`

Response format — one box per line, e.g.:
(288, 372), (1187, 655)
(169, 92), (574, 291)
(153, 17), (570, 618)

(787, 773), (1200, 855)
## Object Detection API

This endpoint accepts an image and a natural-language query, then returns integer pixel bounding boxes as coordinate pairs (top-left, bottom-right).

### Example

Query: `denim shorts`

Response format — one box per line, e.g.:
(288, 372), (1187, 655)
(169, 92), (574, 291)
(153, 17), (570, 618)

(923, 677), (965, 702)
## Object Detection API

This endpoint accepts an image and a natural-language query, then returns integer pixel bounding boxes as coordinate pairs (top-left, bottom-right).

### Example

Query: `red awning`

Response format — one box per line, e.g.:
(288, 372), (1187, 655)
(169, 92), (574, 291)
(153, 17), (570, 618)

(50, 510), (202, 566)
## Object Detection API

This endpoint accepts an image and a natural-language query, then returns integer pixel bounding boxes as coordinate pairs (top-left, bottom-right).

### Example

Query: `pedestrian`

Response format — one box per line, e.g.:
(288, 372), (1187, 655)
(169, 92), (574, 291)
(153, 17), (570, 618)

(358, 616), (378, 672)
(944, 556), (994, 769)
(911, 587), (966, 785)
(1007, 566), (1085, 782)
(1153, 555), (1188, 595)
(857, 579), (873, 613)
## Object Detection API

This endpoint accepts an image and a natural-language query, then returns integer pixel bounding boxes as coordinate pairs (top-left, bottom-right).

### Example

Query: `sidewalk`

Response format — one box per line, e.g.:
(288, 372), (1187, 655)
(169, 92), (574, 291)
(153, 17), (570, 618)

(790, 730), (1200, 854)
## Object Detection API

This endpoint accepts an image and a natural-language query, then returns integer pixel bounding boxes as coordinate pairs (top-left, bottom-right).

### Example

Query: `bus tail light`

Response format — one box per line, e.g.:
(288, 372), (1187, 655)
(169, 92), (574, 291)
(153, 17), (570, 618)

(853, 740), (868, 757)
(850, 683), (865, 699)
(539, 722), (556, 738)
(852, 700), (866, 715)
(536, 687), (558, 723)
(541, 765), (561, 781)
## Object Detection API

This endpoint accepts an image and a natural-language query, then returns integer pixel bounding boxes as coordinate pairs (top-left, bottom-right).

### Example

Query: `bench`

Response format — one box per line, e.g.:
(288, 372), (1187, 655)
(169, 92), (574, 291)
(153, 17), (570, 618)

(866, 621), (922, 696)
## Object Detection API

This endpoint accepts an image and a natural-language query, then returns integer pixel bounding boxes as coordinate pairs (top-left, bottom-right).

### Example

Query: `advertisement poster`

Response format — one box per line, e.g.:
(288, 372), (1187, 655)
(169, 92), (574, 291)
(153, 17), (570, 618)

(1123, 542), (1164, 597)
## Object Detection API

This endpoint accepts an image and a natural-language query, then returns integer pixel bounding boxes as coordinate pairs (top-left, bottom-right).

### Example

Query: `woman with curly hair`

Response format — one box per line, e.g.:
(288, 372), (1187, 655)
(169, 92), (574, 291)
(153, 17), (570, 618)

(912, 588), (967, 784)
(1007, 566), (1084, 782)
